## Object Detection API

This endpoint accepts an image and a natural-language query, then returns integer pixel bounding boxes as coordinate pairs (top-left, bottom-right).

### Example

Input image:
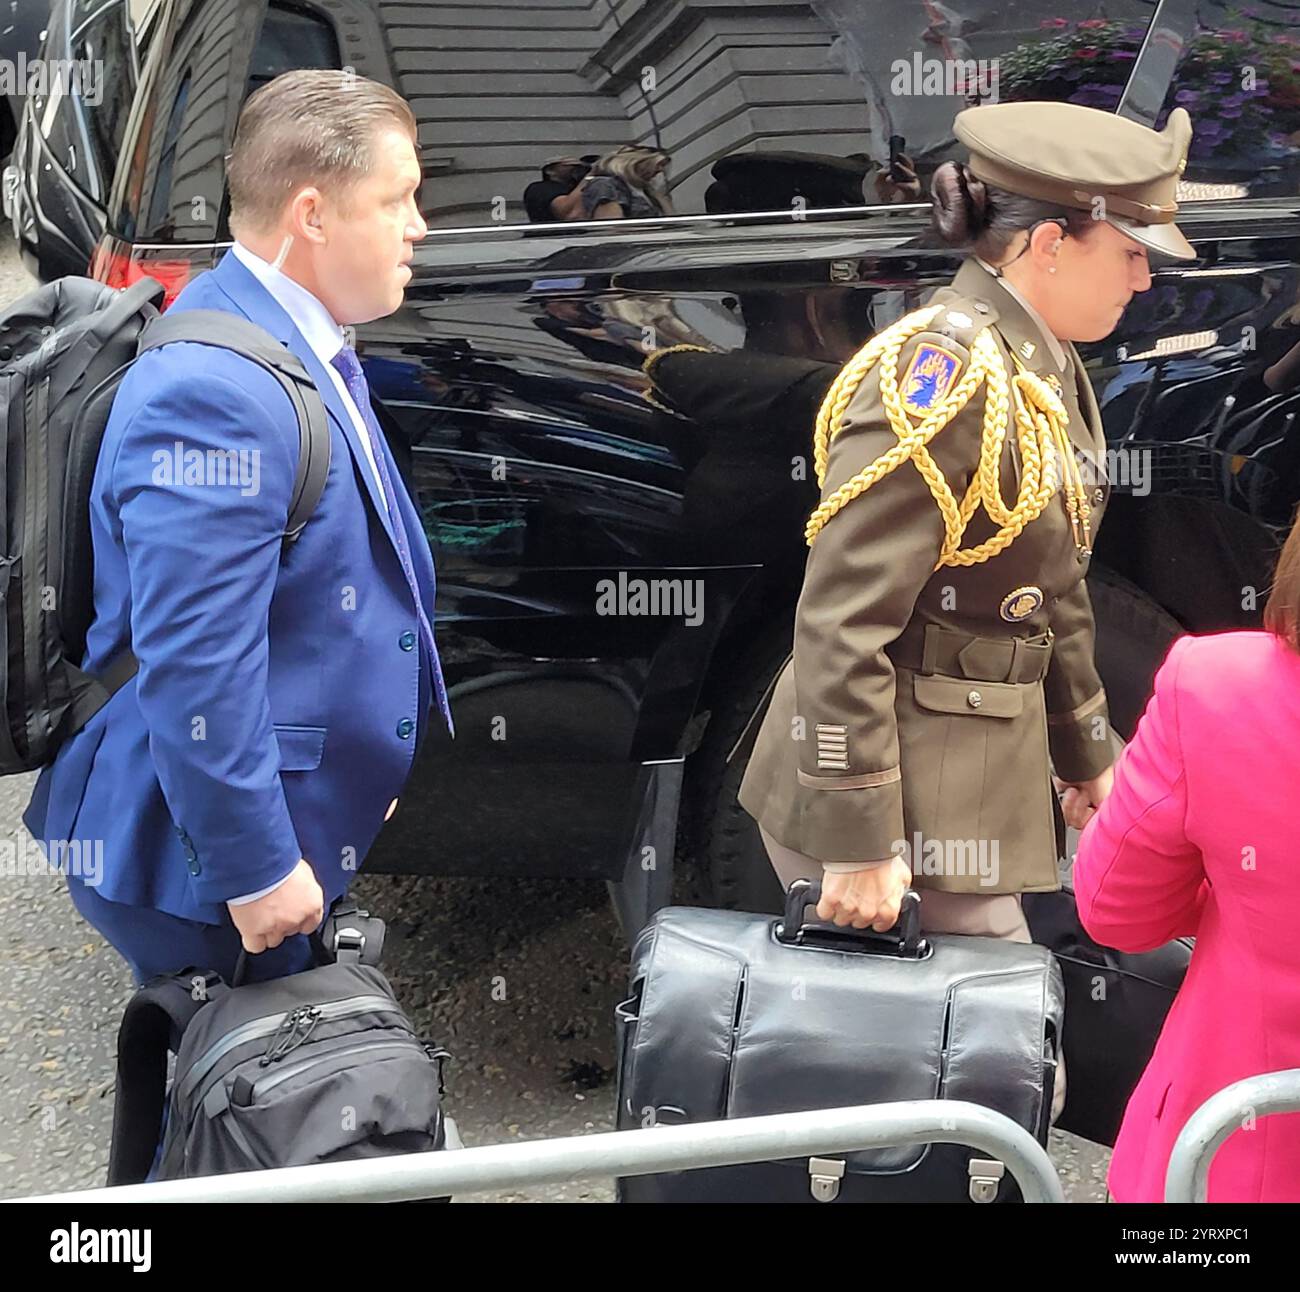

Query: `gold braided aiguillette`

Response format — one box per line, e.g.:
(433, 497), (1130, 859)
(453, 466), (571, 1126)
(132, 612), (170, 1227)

(804, 304), (1076, 568)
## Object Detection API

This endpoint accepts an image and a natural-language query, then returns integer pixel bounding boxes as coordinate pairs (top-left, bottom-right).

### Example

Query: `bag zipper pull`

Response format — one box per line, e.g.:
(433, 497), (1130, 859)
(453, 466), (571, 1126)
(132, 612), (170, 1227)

(281, 1005), (322, 1058)
(260, 1007), (305, 1065)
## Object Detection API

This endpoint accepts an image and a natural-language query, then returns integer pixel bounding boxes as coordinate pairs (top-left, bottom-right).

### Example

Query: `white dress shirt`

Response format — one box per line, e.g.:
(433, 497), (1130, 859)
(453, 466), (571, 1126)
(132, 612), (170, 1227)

(225, 241), (389, 907)
(228, 240), (390, 514)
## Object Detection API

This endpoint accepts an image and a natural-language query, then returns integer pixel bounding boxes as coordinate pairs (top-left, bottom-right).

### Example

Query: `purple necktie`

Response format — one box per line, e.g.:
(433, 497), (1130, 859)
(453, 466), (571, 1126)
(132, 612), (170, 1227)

(331, 345), (454, 738)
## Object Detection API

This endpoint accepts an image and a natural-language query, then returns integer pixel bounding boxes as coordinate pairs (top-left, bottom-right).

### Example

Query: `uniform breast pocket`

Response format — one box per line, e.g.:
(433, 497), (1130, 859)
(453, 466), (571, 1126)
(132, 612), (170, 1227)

(911, 674), (1024, 719)
(273, 724), (327, 772)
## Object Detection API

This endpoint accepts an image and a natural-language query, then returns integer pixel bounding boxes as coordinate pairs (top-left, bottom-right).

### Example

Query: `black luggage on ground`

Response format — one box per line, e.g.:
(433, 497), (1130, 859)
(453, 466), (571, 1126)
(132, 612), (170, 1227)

(1023, 872), (1190, 1147)
(615, 883), (1063, 1203)
(107, 901), (453, 1186)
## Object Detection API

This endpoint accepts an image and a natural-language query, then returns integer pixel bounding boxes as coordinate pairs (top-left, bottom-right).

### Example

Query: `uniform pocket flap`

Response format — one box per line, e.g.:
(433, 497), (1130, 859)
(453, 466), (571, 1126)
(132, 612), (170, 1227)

(912, 674), (1023, 719)
(273, 724), (326, 771)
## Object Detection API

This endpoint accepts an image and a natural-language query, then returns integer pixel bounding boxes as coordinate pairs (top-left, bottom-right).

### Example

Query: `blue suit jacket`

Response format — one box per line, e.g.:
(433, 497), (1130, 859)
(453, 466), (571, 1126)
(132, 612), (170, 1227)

(24, 251), (451, 923)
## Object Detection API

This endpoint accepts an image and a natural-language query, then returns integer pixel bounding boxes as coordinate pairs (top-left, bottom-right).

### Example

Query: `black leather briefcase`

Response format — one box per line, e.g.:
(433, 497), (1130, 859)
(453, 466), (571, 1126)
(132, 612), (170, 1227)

(615, 883), (1064, 1203)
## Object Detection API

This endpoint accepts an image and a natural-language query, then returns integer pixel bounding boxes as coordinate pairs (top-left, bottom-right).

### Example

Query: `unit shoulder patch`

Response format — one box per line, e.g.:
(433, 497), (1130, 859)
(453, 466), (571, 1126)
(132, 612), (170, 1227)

(900, 339), (964, 419)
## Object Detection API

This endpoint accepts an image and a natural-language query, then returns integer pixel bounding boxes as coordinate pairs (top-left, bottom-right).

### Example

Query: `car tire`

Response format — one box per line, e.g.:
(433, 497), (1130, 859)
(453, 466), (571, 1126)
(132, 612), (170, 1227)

(688, 627), (792, 915)
(1087, 564), (1183, 739)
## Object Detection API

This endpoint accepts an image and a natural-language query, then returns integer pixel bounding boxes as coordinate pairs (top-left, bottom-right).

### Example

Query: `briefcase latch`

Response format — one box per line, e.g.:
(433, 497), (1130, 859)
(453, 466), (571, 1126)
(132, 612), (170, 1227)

(968, 1158), (1005, 1203)
(808, 1157), (846, 1202)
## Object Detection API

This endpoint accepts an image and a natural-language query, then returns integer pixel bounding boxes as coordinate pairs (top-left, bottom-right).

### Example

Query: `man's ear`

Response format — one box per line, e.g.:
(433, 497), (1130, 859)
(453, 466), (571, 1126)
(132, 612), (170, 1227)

(288, 187), (328, 243)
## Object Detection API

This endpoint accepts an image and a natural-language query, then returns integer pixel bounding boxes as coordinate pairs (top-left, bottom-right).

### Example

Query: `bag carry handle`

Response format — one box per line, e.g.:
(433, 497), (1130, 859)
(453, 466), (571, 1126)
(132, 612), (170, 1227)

(230, 899), (387, 986)
(776, 880), (927, 959)
(231, 930), (333, 989)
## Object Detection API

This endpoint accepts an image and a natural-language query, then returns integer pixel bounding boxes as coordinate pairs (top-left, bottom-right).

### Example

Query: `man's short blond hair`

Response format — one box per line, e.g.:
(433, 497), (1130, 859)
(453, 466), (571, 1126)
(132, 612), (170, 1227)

(227, 69), (418, 235)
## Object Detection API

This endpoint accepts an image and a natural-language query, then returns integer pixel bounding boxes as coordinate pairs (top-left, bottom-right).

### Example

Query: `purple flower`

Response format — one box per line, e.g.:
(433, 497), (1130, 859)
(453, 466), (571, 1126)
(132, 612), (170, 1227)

(1220, 93), (1246, 108)
(1175, 88), (1201, 103)
(1219, 106), (1244, 118)
(1073, 85), (1121, 108)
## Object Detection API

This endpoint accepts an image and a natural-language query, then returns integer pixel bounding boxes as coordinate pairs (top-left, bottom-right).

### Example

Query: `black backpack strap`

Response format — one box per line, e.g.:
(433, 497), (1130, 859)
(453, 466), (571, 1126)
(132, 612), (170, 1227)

(106, 968), (226, 1185)
(136, 309), (332, 543)
(61, 649), (141, 740)
(61, 310), (334, 742)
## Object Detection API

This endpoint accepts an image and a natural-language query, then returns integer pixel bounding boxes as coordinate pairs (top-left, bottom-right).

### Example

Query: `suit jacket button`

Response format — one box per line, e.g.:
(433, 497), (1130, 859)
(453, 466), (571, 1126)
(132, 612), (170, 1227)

(399, 630), (416, 651)
(967, 690), (982, 709)
(396, 718), (415, 739)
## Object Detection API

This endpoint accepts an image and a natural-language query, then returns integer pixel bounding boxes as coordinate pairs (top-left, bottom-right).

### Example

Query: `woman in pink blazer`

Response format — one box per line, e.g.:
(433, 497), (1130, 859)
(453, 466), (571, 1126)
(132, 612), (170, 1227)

(1074, 541), (1300, 1201)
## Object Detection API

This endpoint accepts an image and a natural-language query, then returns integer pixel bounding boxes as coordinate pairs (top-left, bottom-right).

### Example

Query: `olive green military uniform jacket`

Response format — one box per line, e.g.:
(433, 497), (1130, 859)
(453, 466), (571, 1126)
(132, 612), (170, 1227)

(737, 258), (1115, 895)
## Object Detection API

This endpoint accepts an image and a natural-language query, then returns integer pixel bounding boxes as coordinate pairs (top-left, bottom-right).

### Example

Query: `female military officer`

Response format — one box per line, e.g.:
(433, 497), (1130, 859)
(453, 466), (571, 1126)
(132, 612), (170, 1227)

(738, 100), (1195, 949)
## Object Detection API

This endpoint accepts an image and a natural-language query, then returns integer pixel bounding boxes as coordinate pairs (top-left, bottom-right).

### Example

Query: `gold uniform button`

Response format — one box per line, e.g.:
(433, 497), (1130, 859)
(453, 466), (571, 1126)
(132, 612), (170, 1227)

(967, 690), (983, 709)
(1092, 486), (1105, 504)
(385, 798), (399, 821)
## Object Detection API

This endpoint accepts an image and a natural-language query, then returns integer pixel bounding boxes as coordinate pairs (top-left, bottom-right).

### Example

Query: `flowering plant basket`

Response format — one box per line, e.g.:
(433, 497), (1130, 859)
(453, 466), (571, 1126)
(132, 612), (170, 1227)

(995, 14), (1300, 177)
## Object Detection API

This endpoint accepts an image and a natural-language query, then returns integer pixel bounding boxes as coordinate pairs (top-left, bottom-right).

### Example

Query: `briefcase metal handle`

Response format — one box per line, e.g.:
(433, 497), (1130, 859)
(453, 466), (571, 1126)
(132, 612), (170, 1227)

(776, 882), (928, 960)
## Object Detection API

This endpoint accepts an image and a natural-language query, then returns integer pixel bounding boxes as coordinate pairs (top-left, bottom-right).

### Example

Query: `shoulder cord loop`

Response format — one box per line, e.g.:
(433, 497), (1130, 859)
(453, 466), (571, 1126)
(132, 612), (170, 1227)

(804, 305), (1086, 568)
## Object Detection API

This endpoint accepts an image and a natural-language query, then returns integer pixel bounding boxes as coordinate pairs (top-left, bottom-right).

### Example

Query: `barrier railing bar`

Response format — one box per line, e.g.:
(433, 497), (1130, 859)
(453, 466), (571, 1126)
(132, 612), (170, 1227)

(12, 1100), (1063, 1205)
(1164, 1067), (1300, 1203)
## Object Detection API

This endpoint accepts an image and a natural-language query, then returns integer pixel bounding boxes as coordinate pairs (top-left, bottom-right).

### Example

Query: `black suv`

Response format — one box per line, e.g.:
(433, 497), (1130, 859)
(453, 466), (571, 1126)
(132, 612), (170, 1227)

(25, 0), (1300, 927)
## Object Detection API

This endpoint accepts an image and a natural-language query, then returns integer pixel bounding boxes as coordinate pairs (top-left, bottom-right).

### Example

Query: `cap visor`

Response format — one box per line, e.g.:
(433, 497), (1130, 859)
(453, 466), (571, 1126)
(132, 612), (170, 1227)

(1107, 214), (1195, 261)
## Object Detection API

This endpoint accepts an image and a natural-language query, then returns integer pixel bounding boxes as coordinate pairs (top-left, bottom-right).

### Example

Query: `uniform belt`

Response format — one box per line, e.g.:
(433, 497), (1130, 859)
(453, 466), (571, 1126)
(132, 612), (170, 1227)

(887, 622), (1054, 685)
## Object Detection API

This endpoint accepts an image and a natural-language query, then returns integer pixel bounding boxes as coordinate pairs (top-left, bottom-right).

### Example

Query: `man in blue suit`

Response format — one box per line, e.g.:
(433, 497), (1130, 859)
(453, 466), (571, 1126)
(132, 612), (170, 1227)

(23, 69), (453, 986)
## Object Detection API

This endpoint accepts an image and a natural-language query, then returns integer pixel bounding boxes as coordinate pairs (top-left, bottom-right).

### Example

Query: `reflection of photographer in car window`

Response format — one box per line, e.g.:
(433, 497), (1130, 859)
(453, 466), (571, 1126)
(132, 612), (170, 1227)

(523, 155), (598, 223)
(581, 146), (674, 220)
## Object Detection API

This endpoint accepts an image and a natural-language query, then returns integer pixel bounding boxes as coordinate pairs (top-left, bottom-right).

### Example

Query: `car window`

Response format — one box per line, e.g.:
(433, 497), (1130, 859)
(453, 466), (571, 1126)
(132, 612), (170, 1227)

(31, 0), (138, 203)
(392, 0), (1157, 228)
(116, 0), (340, 243)
(1145, 0), (1300, 199)
(245, 3), (341, 96)
(68, 0), (138, 196)
(117, 0), (1172, 242)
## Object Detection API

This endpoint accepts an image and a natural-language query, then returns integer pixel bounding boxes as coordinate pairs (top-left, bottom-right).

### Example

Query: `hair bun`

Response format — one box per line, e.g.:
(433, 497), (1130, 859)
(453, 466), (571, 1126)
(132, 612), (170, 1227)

(931, 161), (990, 247)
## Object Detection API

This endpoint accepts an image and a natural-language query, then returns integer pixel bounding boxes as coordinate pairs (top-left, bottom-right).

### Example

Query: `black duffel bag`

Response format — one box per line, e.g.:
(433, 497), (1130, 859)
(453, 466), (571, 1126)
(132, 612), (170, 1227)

(615, 883), (1064, 1203)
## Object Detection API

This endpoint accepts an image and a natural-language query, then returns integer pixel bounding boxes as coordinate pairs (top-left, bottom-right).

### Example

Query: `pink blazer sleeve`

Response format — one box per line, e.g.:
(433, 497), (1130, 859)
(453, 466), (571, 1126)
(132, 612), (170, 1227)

(1073, 635), (1209, 952)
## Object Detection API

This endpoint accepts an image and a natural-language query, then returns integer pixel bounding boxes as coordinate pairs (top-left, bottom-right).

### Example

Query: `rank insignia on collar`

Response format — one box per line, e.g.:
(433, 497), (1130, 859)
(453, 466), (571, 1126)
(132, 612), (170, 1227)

(901, 342), (963, 419)
(1000, 586), (1045, 622)
(1019, 340), (1036, 359)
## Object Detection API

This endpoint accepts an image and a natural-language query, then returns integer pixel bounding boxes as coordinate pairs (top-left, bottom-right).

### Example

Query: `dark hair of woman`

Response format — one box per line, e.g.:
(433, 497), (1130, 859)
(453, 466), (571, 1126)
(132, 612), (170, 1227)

(929, 159), (1094, 262)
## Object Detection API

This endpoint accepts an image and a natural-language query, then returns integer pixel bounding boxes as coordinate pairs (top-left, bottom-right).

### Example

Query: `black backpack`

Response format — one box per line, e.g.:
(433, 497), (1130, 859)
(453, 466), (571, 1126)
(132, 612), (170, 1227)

(108, 901), (455, 1187)
(0, 275), (331, 775)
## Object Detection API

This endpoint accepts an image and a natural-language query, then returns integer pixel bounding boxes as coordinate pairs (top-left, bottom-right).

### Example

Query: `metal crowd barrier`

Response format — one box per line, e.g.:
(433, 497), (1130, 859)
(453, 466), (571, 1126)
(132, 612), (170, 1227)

(13, 1100), (1064, 1204)
(1164, 1067), (1300, 1203)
